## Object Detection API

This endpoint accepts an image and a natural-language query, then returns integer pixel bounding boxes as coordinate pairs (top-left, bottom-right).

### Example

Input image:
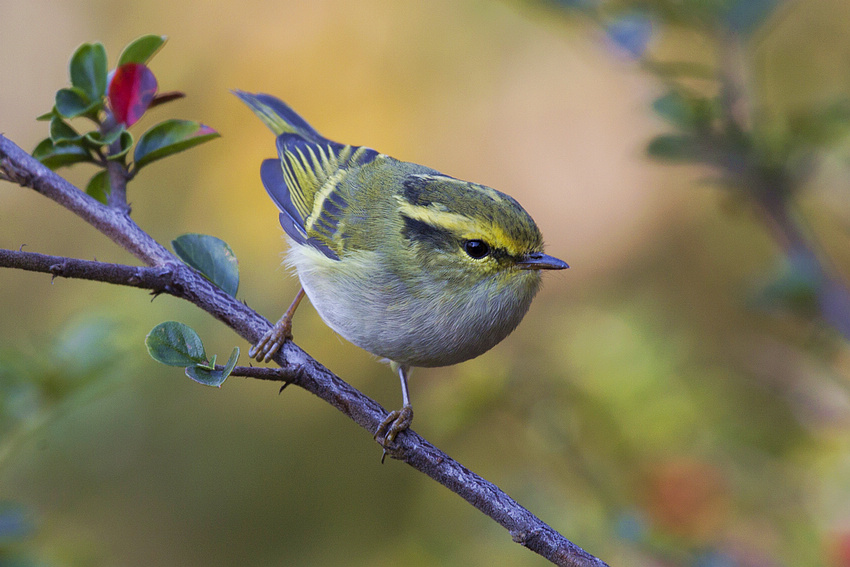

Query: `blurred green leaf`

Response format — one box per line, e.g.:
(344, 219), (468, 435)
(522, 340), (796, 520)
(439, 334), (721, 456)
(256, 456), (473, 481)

(647, 133), (706, 162)
(117, 34), (167, 66)
(32, 138), (92, 169)
(724, 0), (781, 35)
(106, 130), (134, 161)
(55, 87), (96, 119)
(652, 91), (696, 129)
(85, 170), (110, 204)
(84, 124), (126, 147)
(49, 115), (82, 143)
(789, 99), (850, 148)
(172, 234), (239, 297)
(185, 347), (239, 387)
(133, 119), (219, 170)
(653, 91), (719, 131)
(35, 109), (57, 122)
(145, 321), (207, 367)
(69, 42), (108, 102)
(752, 253), (822, 317)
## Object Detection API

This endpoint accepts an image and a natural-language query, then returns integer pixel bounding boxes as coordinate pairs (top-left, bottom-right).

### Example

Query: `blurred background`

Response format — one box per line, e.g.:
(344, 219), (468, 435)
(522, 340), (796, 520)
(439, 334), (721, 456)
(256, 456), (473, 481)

(2, 0), (850, 565)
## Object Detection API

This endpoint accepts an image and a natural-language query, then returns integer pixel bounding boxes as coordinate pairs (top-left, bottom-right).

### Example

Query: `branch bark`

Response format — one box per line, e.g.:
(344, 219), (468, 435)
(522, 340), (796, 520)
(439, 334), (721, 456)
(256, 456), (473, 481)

(0, 134), (609, 567)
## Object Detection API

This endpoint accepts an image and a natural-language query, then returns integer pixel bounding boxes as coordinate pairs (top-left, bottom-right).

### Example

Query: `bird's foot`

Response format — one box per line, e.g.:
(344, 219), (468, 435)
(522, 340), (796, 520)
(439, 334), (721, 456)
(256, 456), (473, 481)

(375, 404), (413, 463)
(249, 316), (293, 362)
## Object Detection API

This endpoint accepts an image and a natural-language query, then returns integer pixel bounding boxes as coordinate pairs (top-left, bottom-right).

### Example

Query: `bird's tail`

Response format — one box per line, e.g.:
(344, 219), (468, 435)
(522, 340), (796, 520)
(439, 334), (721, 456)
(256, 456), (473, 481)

(232, 90), (325, 143)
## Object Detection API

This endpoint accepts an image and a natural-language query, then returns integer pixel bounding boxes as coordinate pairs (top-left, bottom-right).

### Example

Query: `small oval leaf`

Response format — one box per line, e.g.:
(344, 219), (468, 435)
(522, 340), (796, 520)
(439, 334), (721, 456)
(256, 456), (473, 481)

(134, 119), (220, 170)
(108, 63), (158, 126)
(117, 34), (167, 66)
(49, 116), (82, 143)
(84, 124), (126, 148)
(647, 134), (705, 162)
(33, 138), (93, 170)
(107, 130), (134, 161)
(652, 91), (695, 129)
(145, 321), (207, 366)
(85, 170), (111, 204)
(172, 234), (239, 297)
(185, 347), (239, 387)
(55, 87), (94, 119)
(70, 42), (108, 102)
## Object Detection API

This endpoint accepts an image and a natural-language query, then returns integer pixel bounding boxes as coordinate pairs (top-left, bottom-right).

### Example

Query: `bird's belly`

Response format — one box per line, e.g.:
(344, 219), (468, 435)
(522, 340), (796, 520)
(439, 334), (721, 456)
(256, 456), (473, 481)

(291, 249), (535, 368)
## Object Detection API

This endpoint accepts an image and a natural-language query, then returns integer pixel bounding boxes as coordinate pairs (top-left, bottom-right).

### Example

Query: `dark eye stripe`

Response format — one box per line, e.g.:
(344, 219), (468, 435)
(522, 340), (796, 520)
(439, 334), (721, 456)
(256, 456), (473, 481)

(401, 214), (516, 264)
(401, 215), (454, 252)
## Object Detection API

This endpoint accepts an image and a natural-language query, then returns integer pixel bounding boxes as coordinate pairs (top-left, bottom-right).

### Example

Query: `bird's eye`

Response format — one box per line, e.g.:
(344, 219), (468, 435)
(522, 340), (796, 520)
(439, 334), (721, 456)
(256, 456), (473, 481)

(463, 239), (490, 260)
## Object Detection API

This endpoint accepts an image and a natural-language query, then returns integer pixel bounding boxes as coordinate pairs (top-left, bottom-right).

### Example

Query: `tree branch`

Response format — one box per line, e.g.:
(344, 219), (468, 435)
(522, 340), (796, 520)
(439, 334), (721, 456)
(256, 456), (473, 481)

(0, 134), (608, 567)
(0, 248), (176, 292)
(716, 33), (850, 341)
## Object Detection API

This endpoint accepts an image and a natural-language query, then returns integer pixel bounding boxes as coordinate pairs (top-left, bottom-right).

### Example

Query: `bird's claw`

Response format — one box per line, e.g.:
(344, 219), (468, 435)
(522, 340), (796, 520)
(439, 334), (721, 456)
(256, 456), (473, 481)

(249, 317), (293, 362)
(374, 404), (413, 452)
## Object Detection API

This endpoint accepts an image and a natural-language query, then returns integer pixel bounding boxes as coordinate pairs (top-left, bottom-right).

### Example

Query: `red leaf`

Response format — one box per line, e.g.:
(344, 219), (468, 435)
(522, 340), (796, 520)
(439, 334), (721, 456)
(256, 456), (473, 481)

(108, 63), (158, 126)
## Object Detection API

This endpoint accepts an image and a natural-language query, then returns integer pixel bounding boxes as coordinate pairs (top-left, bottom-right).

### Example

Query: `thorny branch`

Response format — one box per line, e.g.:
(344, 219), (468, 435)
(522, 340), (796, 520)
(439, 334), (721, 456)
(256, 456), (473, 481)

(0, 134), (608, 567)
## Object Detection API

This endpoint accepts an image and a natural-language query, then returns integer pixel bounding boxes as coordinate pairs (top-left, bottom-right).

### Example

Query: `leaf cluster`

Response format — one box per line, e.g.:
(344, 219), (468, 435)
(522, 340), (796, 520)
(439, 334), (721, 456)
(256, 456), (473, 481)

(33, 35), (219, 204)
(146, 321), (239, 387)
(548, 0), (850, 320)
(146, 234), (242, 387)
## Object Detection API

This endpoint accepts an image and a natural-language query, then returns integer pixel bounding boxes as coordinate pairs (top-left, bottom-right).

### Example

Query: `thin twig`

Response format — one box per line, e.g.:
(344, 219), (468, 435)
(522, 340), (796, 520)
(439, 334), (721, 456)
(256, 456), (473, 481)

(0, 133), (608, 567)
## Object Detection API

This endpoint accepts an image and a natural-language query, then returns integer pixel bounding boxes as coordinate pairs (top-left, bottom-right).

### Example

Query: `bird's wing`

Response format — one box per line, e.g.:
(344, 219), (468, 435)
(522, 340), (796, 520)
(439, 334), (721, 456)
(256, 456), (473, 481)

(261, 134), (379, 260)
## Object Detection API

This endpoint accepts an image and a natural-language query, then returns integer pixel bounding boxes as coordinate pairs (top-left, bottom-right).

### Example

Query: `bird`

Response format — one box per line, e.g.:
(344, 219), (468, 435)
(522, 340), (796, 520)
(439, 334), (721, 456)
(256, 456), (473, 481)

(235, 90), (568, 448)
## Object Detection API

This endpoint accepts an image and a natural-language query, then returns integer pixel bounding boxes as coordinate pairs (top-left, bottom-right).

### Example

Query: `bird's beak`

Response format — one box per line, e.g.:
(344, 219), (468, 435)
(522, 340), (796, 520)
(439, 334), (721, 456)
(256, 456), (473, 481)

(517, 252), (569, 270)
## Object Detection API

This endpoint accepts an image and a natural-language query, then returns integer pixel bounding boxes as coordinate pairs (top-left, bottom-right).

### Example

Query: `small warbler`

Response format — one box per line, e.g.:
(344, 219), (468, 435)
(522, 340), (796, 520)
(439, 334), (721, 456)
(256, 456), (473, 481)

(235, 91), (568, 446)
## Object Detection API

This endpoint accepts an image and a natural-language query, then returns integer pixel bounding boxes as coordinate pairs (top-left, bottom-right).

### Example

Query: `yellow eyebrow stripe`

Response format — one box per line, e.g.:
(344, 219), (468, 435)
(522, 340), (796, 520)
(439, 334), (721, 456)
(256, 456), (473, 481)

(395, 196), (522, 256)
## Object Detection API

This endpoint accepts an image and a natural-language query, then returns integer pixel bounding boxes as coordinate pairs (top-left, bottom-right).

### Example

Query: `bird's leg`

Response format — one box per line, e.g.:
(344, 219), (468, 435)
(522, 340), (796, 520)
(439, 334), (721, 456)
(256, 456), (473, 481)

(249, 287), (306, 362)
(375, 365), (414, 451)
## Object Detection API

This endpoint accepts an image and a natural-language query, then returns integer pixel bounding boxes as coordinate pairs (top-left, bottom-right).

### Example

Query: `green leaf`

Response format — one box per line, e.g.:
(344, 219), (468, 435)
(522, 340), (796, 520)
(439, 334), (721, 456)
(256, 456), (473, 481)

(118, 34), (167, 66)
(49, 115), (82, 143)
(172, 233), (239, 297)
(652, 91), (695, 129)
(33, 138), (93, 169)
(724, 0), (780, 35)
(145, 321), (207, 367)
(106, 130), (134, 161)
(790, 100), (850, 148)
(69, 42), (108, 102)
(36, 108), (57, 121)
(133, 119), (219, 170)
(55, 87), (96, 119)
(85, 170), (111, 204)
(647, 134), (706, 162)
(84, 124), (126, 147)
(642, 60), (717, 81)
(653, 91), (719, 131)
(751, 254), (822, 317)
(185, 347), (239, 387)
